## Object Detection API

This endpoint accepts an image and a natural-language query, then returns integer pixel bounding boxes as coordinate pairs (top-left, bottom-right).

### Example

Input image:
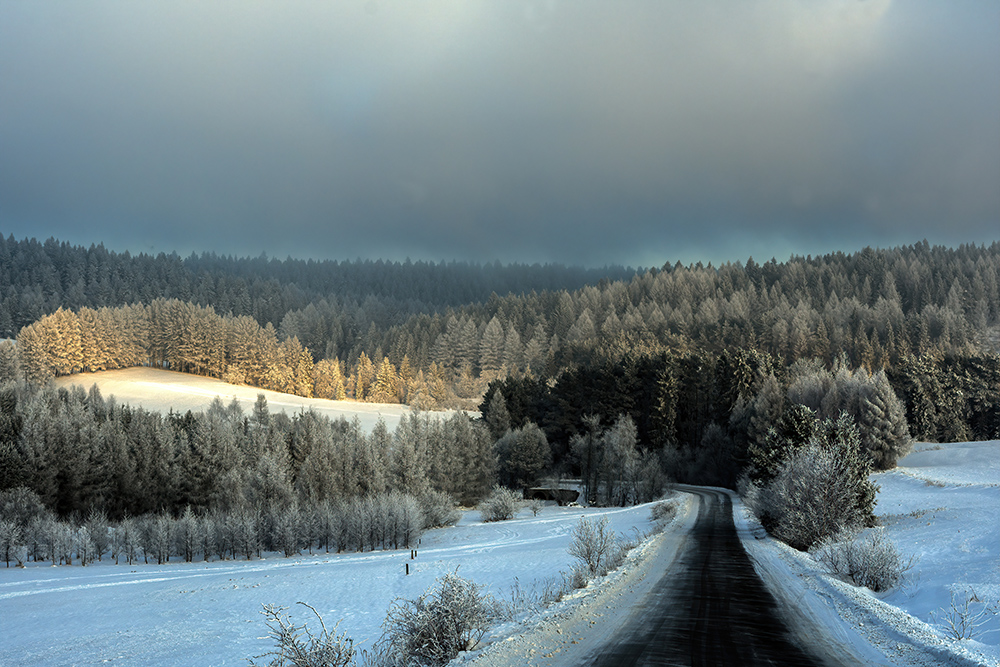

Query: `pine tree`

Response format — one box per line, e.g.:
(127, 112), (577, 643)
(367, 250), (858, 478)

(370, 357), (399, 404)
(502, 325), (523, 373)
(353, 352), (376, 401)
(390, 413), (430, 497)
(859, 371), (912, 470)
(479, 317), (505, 376)
(523, 323), (548, 373)
(748, 373), (785, 452)
(0, 340), (20, 383)
(397, 355), (413, 403)
(312, 358), (347, 400)
(570, 414), (603, 504)
(484, 390), (511, 439)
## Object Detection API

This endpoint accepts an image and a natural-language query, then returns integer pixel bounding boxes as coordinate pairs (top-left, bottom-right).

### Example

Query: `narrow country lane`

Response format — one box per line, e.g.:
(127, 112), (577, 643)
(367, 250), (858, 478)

(588, 487), (831, 666)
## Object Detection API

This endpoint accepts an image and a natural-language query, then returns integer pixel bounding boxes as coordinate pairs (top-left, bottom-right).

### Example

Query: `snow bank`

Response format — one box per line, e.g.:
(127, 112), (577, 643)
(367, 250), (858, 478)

(736, 439), (1000, 667)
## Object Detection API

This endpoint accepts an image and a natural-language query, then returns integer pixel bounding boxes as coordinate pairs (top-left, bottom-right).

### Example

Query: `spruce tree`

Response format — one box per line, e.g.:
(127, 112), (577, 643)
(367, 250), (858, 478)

(484, 390), (511, 440)
(478, 317), (505, 376)
(860, 371), (912, 469)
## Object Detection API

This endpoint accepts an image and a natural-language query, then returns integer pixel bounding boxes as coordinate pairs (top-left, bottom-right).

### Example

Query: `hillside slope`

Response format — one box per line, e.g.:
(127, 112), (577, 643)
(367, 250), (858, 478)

(52, 367), (430, 432)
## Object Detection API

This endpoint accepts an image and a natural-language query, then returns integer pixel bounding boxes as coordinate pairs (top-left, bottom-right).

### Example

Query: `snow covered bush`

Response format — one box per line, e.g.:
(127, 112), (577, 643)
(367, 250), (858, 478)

(377, 572), (491, 666)
(813, 528), (912, 592)
(249, 602), (356, 667)
(418, 490), (460, 529)
(751, 414), (876, 551)
(568, 516), (619, 577)
(649, 499), (677, 525)
(478, 485), (521, 523)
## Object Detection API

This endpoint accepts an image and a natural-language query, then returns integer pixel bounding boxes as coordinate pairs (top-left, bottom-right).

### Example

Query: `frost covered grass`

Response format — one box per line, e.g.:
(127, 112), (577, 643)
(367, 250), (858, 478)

(0, 502), (656, 666)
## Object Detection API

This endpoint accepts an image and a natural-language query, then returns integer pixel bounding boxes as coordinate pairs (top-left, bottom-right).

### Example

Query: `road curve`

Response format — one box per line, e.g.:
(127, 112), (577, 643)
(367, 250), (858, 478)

(588, 487), (832, 667)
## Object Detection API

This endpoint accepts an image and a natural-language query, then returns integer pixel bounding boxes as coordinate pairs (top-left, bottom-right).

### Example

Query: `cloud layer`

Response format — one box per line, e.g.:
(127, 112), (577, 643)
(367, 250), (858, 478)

(1, 1), (997, 266)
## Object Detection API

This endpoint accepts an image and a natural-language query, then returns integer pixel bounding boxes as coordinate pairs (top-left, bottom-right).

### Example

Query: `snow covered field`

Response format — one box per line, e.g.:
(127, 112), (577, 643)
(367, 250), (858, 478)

(0, 503), (660, 666)
(52, 367), (447, 432)
(876, 442), (999, 661)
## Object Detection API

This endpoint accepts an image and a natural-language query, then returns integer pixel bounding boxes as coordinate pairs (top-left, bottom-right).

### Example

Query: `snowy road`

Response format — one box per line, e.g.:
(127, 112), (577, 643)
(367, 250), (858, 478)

(589, 487), (827, 666)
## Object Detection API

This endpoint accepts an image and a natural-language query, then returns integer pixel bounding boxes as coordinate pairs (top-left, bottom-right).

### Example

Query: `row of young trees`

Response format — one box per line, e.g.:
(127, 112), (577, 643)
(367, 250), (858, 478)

(0, 488), (436, 567)
(0, 375), (510, 567)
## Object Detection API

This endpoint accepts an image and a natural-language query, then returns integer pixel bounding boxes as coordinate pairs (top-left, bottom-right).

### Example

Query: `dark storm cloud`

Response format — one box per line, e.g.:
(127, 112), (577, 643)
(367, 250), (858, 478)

(1, 0), (997, 267)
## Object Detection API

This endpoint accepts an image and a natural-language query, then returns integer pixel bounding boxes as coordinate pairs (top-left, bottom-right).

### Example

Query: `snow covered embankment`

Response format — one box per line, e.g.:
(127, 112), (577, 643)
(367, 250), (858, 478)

(736, 440), (999, 667)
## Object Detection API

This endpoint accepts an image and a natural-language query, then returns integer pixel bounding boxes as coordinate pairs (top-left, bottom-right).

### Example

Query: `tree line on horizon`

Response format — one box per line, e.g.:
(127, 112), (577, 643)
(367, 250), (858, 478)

(4, 238), (1000, 416)
(0, 233), (638, 339)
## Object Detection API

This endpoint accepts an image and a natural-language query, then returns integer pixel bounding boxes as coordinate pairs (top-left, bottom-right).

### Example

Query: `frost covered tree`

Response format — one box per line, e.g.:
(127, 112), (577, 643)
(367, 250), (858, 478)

(597, 414), (640, 507)
(748, 373), (785, 452)
(749, 413), (877, 550)
(390, 413), (430, 498)
(502, 324), (523, 373)
(0, 519), (22, 567)
(312, 358), (347, 401)
(479, 316), (505, 376)
(0, 340), (20, 383)
(859, 371), (912, 470)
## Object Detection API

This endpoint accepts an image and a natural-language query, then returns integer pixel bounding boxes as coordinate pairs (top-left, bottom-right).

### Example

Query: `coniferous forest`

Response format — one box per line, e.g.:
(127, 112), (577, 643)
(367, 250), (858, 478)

(1, 234), (998, 566)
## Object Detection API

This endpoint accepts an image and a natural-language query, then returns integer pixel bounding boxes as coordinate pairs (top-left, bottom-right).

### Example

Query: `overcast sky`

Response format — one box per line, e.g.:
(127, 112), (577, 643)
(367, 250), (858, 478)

(1, 1), (997, 268)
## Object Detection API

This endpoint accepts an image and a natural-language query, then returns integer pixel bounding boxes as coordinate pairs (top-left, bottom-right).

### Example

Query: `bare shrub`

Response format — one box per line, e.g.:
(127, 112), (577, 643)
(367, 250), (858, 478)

(489, 574), (575, 621)
(478, 486), (521, 523)
(537, 575), (572, 606)
(378, 572), (491, 666)
(568, 516), (618, 577)
(568, 563), (591, 589)
(529, 499), (543, 516)
(249, 602), (356, 667)
(931, 589), (998, 641)
(813, 528), (913, 592)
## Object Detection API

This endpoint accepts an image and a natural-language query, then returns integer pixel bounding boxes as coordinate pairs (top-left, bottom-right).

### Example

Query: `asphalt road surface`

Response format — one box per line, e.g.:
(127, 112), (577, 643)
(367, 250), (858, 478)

(589, 487), (832, 666)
